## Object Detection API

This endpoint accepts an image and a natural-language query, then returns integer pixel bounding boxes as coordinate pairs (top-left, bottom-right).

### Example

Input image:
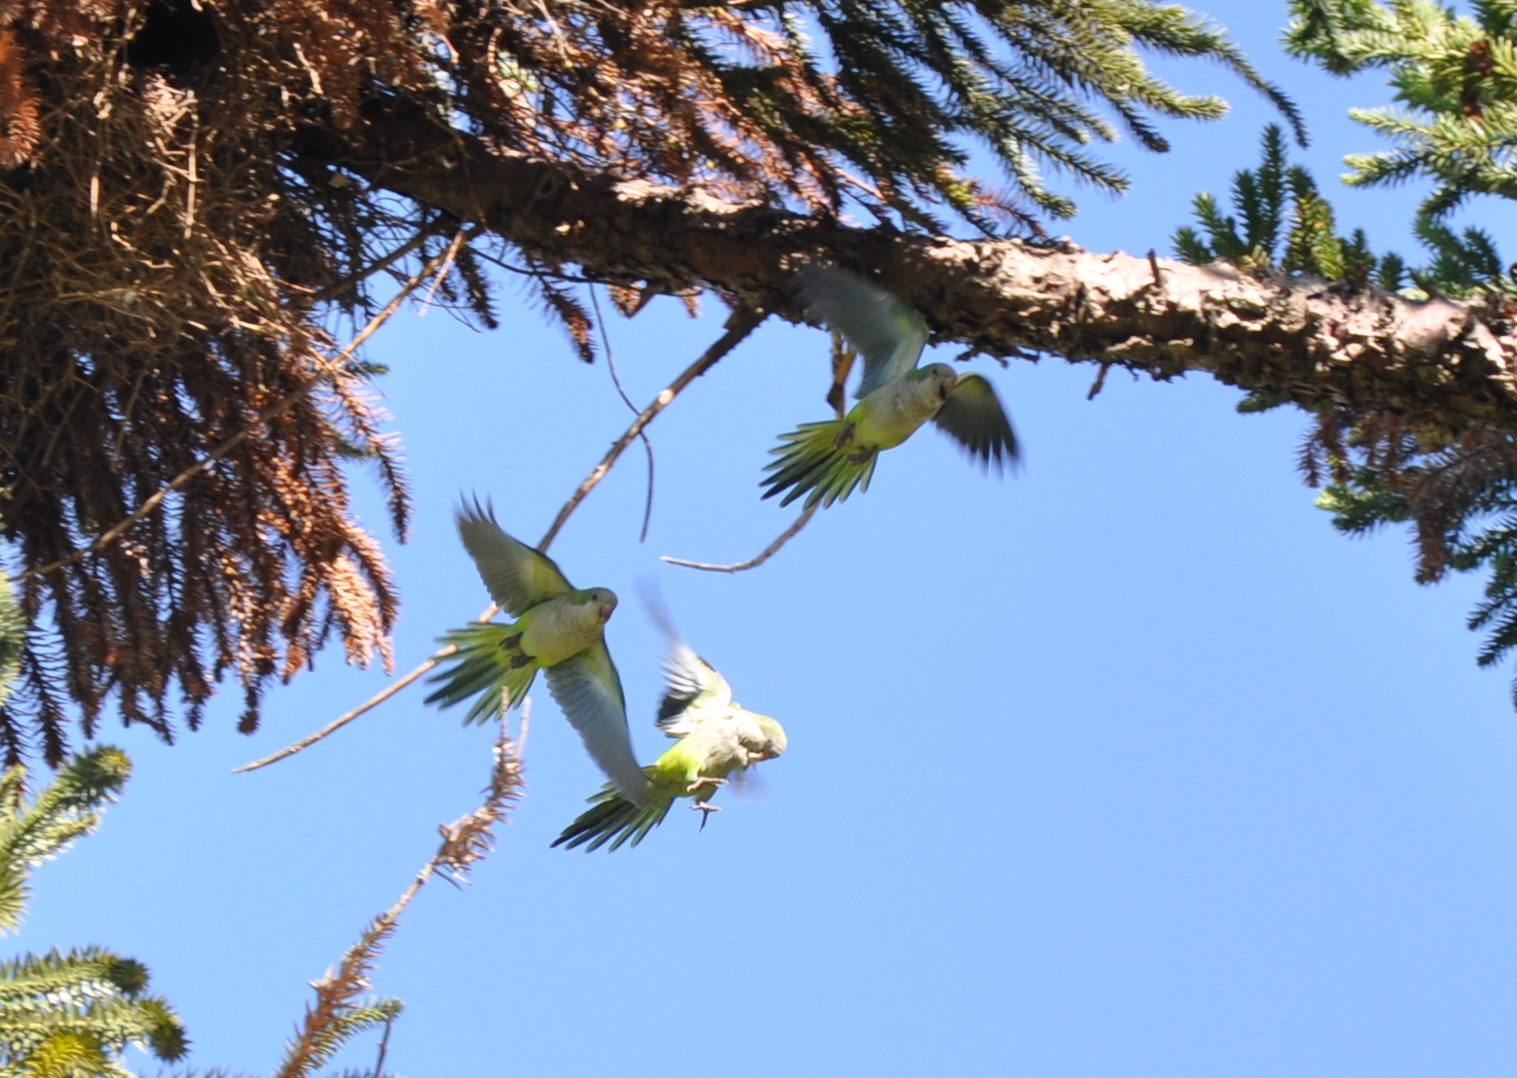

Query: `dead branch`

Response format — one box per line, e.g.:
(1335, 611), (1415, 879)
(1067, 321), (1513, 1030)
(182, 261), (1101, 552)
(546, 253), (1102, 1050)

(662, 504), (819, 573)
(24, 227), (479, 584)
(272, 702), (528, 1078)
(536, 304), (766, 549)
(589, 285), (655, 542)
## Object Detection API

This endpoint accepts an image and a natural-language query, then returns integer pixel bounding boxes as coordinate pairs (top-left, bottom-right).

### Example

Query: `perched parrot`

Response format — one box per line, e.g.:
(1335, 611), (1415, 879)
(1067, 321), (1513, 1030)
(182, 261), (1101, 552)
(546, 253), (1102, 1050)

(761, 264), (1020, 508)
(424, 499), (650, 805)
(552, 590), (787, 852)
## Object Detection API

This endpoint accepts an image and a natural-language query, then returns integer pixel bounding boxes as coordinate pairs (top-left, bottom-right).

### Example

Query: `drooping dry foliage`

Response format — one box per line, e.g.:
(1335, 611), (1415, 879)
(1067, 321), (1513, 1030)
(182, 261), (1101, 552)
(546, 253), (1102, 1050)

(0, 0), (1295, 760)
(0, 0), (429, 761)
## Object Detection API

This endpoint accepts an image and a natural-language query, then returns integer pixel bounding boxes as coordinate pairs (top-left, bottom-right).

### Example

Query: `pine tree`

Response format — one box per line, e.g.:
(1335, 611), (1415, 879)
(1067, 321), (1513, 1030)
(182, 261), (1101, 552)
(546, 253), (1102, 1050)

(0, 1), (1513, 748)
(0, 744), (187, 1077)
(0, 0), (1318, 753)
(1285, 0), (1517, 218)
(1171, 0), (1517, 705)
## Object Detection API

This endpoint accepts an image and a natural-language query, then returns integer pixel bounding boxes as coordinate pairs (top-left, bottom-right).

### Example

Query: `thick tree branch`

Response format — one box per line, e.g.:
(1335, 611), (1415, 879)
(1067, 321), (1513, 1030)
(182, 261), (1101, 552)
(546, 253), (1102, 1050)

(303, 100), (1517, 432)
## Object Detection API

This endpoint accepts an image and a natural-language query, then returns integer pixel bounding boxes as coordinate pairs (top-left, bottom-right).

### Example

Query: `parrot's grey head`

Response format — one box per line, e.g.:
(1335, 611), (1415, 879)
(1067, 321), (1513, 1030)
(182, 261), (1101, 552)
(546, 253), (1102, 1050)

(575, 587), (619, 625)
(748, 714), (787, 760)
(924, 362), (958, 402)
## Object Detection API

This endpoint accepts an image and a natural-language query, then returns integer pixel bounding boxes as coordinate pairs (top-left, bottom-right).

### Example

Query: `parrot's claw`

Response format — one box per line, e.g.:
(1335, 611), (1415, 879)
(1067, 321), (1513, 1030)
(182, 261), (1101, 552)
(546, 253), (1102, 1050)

(686, 776), (727, 794)
(692, 802), (722, 832)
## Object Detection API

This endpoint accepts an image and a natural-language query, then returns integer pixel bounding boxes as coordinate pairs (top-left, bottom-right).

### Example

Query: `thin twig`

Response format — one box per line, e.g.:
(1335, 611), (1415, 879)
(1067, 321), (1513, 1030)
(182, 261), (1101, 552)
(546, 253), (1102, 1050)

(231, 639), (462, 773)
(416, 226), (470, 317)
(1087, 360), (1113, 401)
(307, 223), (443, 305)
(24, 230), (478, 584)
(472, 247), (608, 286)
(661, 503), (817, 573)
(538, 305), (765, 550)
(589, 285), (655, 542)
(235, 305), (766, 773)
(371, 1013), (394, 1078)
(271, 707), (527, 1078)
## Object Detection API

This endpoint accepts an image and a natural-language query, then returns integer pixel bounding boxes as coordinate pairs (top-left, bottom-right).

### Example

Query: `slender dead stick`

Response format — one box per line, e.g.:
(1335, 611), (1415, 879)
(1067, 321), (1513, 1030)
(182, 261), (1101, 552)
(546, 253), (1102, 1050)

(24, 228), (479, 583)
(661, 503), (818, 573)
(537, 305), (765, 550)
(272, 706), (527, 1078)
(235, 305), (767, 773)
(589, 285), (655, 542)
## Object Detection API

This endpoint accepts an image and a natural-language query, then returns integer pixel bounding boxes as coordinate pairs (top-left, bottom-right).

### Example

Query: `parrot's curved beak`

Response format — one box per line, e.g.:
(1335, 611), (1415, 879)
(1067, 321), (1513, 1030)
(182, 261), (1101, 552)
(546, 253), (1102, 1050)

(938, 372), (957, 402)
(598, 601), (616, 623)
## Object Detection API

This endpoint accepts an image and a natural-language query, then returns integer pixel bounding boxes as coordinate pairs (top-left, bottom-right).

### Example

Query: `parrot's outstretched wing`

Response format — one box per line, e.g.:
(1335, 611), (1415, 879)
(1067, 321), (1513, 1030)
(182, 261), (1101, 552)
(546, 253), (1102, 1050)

(638, 582), (733, 737)
(543, 641), (651, 806)
(655, 646), (732, 737)
(455, 498), (572, 616)
(796, 266), (928, 399)
(932, 373), (1020, 471)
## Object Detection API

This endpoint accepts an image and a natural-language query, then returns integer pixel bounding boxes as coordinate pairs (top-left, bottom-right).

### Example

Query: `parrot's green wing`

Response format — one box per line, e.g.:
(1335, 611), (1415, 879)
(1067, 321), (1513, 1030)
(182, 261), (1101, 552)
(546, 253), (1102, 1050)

(543, 641), (651, 806)
(654, 644), (732, 737)
(637, 581), (733, 737)
(796, 265), (928, 399)
(932, 373), (1020, 471)
(456, 498), (572, 616)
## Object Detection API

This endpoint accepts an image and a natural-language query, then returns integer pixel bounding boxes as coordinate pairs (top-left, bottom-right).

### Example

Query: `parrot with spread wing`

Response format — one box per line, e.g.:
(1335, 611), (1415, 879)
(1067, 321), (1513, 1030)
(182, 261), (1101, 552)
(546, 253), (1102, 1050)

(425, 499), (650, 805)
(761, 264), (1020, 508)
(552, 588), (786, 852)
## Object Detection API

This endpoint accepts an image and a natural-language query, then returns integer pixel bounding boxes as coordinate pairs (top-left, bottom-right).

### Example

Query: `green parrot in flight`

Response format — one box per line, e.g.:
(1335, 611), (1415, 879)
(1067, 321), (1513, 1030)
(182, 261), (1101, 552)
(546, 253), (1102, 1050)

(425, 499), (650, 805)
(761, 264), (1020, 508)
(552, 589), (787, 852)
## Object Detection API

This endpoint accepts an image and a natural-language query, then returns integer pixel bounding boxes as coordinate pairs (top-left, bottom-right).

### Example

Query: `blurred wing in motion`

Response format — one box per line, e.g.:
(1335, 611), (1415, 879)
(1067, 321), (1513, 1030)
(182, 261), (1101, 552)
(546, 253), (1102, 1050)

(796, 265), (929, 398)
(932, 373), (1020, 471)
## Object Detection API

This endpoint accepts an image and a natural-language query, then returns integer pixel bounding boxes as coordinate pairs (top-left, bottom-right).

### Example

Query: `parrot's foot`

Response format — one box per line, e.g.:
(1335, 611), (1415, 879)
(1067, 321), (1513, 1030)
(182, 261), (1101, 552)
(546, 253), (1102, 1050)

(692, 802), (722, 832)
(500, 632), (523, 651)
(686, 776), (727, 794)
(832, 423), (856, 448)
(509, 652), (533, 669)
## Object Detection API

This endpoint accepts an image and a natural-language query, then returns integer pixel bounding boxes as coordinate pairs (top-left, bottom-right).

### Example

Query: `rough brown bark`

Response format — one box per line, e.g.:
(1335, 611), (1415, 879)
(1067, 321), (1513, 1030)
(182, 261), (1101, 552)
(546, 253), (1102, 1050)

(307, 101), (1517, 433)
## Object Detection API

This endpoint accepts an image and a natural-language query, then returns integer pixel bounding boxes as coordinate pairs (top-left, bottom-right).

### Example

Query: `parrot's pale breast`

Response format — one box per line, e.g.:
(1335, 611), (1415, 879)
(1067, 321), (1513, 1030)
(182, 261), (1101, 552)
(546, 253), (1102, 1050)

(519, 594), (611, 666)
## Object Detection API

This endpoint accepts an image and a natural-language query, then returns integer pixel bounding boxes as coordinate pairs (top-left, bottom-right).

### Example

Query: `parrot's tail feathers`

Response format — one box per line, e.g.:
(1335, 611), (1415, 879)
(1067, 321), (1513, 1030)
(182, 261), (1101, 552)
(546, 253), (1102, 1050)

(551, 779), (673, 853)
(423, 622), (536, 724)
(761, 420), (874, 508)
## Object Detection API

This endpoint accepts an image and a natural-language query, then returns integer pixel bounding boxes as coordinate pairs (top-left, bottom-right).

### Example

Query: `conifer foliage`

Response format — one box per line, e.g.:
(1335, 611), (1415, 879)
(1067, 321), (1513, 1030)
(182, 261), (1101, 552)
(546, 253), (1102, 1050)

(1173, 2), (1517, 705)
(0, 744), (187, 1077)
(0, 0), (1301, 756)
(1286, 0), (1517, 218)
(1172, 124), (1398, 287)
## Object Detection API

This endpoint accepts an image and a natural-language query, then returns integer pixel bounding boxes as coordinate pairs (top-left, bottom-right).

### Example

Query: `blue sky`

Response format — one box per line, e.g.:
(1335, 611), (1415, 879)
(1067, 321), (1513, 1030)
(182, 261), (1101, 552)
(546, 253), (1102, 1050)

(16, 3), (1517, 1075)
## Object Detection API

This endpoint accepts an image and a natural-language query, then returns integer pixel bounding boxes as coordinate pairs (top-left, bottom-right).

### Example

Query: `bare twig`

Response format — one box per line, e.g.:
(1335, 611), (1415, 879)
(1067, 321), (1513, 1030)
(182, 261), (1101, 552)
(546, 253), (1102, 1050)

(416, 226), (470, 316)
(1087, 360), (1113, 401)
(538, 304), (765, 550)
(234, 305), (766, 772)
(272, 706), (527, 1078)
(825, 331), (855, 419)
(371, 1013), (395, 1078)
(231, 640), (466, 773)
(308, 222), (444, 305)
(661, 502), (817, 573)
(25, 230), (479, 583)
(589, 285), (655, 541)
